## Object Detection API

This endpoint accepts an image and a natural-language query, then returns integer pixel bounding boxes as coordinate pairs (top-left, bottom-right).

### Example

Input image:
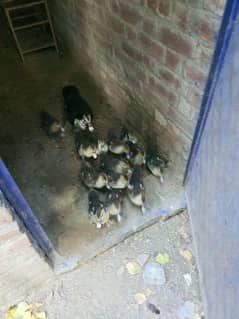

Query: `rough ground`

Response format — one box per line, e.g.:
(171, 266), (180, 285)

(15, 212), (202, 319)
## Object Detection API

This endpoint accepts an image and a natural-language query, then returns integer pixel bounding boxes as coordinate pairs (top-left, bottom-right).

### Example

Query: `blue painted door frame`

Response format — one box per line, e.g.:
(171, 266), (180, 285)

(185, 1), (239, 318)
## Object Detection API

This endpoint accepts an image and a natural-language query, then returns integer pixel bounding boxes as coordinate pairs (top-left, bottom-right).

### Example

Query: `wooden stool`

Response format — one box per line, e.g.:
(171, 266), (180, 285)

(1, 0), (59, 62)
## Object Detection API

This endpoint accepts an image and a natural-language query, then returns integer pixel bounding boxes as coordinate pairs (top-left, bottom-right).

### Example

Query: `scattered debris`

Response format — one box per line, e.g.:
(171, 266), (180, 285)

(181, 250), (193, 261)
(137, 253), (150, 267)
(155, 253), (170, 265)
(183, 273), (192, 286)
(5, 302), (46, 319)
(147, 302), (160, 315)
(134, 293), (146, 305)
(116, 266), (125, 276)
(143, 262), (166, 286)
(126, 262), (141, 275)
(178, 301), (195, 319)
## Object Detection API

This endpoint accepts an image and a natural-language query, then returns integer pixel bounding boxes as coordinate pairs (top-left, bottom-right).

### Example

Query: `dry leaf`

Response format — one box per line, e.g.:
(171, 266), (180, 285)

(181, 250), (193, 261)
(6, 306), (18, 319)
(22, 311), (32, 319)
(17, 302), (30, 315)
(134, 293), (146, 305)
(36, 312), (46, 319)
(126, 262), (141, 275)
(35, 303), (43, 308)
(155, 253), (170, 265)
(145, 288), (153, 297)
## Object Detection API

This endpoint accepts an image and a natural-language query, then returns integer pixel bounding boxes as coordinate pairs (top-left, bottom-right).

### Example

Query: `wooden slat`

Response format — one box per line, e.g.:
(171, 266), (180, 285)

(22, 42), (55, 54)
(5, 1), (45, 11)
(14, 19), (48, 31)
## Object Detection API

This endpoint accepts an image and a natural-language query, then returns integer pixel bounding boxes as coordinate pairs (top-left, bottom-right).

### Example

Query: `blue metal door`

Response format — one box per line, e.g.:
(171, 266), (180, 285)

(184, 1), (239, 318)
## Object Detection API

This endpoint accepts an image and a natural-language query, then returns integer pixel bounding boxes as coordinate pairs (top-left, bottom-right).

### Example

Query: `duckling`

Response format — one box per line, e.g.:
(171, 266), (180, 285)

(75, 131), (98, 159)
(99, 154), (132, 175)
(63, 85), (94, 132)
(128, 167), (146, 214)
(40, 110), (65, 138)
(80, 161), (108, 189)
(106, 170), (129, 190)
(126, 141), (146, 166)
(146, 147), (168, 183)
(88, 190), (109, 229)
(108, 132), (130, 155)
(97, 139), (108, 155)
(105, 189), (123, 223)
(120, 127), (138, 144)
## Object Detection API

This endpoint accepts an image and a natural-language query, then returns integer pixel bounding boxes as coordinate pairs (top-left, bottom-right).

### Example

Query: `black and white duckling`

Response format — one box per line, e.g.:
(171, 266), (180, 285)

(106, 169), (129, 190)
(120, 127), (138, 144)
(99, 154), (132, 175)
(75, 131), (98, 159)
(126, 142), (146, 166)
(97, 138), (108, 155)
(80, 160), (108, 189)
(105, 189), (123, 223)
(88, 190), (109, 229)
(108, 132), (130, 155)
(128, 167), (146, 214)
(146, 147), (168, 183)
(63, 85), (94, 132)
(40, 110), (65, 138)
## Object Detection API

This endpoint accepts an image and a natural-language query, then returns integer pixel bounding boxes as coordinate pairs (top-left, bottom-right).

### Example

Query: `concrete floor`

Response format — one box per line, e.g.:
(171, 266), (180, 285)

(0, 22), (185, 270)
(16, 212), (202, 319)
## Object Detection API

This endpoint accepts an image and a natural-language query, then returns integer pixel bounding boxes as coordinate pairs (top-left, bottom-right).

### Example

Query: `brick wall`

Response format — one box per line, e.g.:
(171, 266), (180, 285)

(50, 0), (225, 160)
(0, 191), (51, 312)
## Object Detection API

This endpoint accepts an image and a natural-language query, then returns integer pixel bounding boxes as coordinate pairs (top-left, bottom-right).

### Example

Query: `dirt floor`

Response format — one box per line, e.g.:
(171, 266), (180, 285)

(0, 21), (186, 270)
(2, 212), (203, 319)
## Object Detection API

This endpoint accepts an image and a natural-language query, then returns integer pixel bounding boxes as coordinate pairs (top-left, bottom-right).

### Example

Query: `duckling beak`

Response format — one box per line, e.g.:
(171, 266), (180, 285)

(160, 175), (164, 184)
(93, 153), (97, 159)
(96, 223), (102, 229)
(89, 125), (94, 132)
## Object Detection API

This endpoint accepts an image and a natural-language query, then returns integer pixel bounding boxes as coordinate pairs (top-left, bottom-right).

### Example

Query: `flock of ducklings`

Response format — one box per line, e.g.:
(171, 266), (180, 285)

(76, 127), (168, 229)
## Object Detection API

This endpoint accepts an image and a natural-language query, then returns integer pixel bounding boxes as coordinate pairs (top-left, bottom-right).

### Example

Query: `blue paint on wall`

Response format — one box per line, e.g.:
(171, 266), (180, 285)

(185, 2), (239, 317)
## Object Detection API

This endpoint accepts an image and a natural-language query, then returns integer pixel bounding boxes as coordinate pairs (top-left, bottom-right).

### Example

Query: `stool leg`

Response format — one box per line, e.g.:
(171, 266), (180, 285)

(44, 1), (59, 55)
(5, 9), (25, 63)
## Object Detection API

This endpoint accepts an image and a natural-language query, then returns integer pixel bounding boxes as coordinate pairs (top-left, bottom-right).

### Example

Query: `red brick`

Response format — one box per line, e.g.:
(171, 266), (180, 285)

(198, 18), (216, 43)
(168, 107), (195, 137)
(172, 3), (189, 31)
(184, 63), (206, 89)
(204, 0), (226, 16)
(147, 0), (157, 12)
(166, 120), (192, 151)
(158, 0), (170, 17)
(136, 67), (146, 83)
(126, 26), (137, 40)
(158, 67), (180, 89)
(159, 27), (193, 58)
(166, 49), (181, 72)
(110, 16), (125, 34)
(187, 88), (202, 109)
(119, 3), (142, 25)
(143, 18), (157, 37)
(149, 76), (178, 106)
(122, 42), (143, 62)
(140, 33), (164, 59)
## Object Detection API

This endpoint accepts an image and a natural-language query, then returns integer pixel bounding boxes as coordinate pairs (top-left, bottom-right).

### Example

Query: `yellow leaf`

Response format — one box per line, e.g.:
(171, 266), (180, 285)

(17, 302), (30, 315)
(22, 311), (32, 319)
(134, 293), (146, 305)
(6, 306), (18, 319)
(181, 250), (193, 261)
(126, 262), (141, 275)
(36, 312), (46, 319)
(155, 253), (170, 265)
(145, 288), (153, 297)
